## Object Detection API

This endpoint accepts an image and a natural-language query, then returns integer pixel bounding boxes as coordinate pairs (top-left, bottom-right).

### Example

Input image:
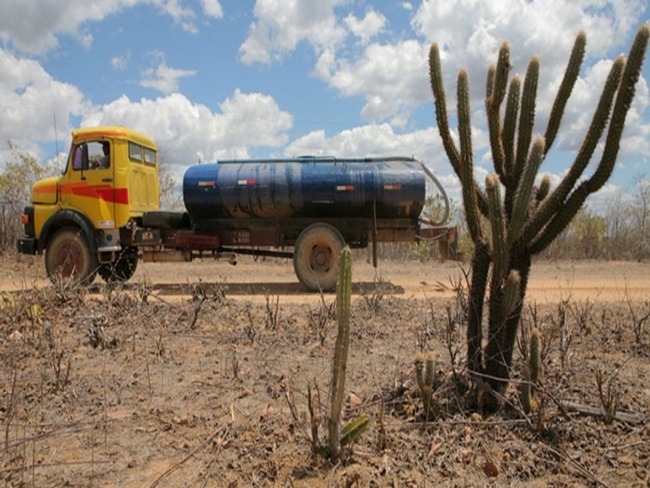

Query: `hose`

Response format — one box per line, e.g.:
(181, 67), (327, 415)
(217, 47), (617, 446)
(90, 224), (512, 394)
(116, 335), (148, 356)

(419, 162), (450, 226)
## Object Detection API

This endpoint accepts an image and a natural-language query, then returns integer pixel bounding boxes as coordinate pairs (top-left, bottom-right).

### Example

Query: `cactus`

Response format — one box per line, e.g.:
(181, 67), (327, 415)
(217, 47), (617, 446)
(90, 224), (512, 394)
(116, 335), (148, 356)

(415, 352), (439, 420)
(328, 246), (352, 459)
(340, 414), (370, 447)
(520, 328), (542, 413)
(429, 24), (649, 408)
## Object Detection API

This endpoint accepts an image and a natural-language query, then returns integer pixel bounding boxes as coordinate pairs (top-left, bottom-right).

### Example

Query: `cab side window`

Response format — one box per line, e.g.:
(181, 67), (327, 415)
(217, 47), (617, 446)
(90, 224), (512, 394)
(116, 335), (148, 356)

(72, 145), (83, 170)
(70, 141), (111, 171)
(89, 141), (110, 169)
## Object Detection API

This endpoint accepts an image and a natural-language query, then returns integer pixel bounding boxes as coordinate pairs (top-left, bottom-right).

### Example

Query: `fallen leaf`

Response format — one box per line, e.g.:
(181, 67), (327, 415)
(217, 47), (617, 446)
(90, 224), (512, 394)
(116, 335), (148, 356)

(483, 459), (499, 478)
(349, 392), (363, 407)
(428, 442), (443, 457)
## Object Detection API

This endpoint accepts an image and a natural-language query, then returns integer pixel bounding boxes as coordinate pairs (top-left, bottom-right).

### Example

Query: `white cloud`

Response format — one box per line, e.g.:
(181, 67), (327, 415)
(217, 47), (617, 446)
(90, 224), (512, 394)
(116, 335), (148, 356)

(140, 52), (197, 94)
(344, 9), (386, 45)
(411, 0), (645, 104)
(286, 123), (445, 168)
(0, 49), (88, 144)
(200, 0), (223, 18)
(81, 89), (293, 165)
(239, 0), (347, 64)
(111, 52), (130, 71)
(0, 0), (224, 54)
(315, 39), (429, 121)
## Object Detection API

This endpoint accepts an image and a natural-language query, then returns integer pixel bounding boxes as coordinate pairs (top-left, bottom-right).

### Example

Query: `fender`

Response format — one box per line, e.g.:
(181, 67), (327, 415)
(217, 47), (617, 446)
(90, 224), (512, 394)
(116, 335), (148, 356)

(39, 209), (98, 254)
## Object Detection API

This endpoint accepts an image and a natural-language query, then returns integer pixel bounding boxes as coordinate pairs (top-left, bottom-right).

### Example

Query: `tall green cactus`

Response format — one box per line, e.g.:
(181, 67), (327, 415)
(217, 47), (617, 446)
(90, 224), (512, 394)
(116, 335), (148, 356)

(328, 246), (352, 459)
(429, 24), (649, 408)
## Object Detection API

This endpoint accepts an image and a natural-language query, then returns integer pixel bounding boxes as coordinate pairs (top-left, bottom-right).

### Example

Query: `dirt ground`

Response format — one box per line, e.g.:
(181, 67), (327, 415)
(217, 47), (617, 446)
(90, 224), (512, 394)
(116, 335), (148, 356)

(1, 253), (649, 487)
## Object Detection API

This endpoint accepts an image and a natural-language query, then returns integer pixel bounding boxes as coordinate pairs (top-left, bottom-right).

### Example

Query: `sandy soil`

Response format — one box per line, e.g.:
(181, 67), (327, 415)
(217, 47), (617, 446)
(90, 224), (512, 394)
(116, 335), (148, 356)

(4, 253), (649, 303)
(1, 253), (649, 487)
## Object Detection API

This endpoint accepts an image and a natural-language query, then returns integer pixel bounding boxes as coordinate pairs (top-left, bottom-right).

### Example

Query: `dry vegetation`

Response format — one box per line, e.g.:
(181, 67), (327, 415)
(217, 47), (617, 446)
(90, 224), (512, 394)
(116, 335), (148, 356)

(1, 253), (648, 487)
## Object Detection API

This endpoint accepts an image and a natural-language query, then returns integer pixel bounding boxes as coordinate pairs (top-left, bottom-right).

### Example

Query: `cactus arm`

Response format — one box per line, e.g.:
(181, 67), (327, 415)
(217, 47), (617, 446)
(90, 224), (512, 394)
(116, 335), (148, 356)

(535, 174), (551, 204)
(503, 76), (521, 184)
(487, 43), (511, 180)
(502, 270), (521, 318)
(543, 32), (587, 153)
(486, 174), (508, 284)
(486, 65), (495, 100)
(458, 69), (484, 242)
(514, 56), (540, 182)
(430, 43), (489, 217)
(328, 246), (352, 459)
(429, 43), (461, 176)
(520, 56), (624, 247)
(588, 24), (649, 191)
(531, 24), (649, 255)
(509, 136), (545, 244)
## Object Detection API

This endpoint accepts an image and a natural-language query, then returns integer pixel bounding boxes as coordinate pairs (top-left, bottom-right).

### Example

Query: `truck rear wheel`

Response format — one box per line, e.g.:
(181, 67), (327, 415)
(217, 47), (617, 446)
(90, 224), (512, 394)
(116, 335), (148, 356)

(293, 223), (345, 292)
(99, 248), (138, 283)
(45, 227), (97, 286)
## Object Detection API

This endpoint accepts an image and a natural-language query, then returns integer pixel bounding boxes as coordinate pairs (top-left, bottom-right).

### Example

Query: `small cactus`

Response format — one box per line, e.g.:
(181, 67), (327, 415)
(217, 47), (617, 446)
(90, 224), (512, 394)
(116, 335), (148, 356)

(328, 246), (352, 459)
(340, 414), (370, 447)
(520, 328), (542, 413)
(415, 352), (439, 420)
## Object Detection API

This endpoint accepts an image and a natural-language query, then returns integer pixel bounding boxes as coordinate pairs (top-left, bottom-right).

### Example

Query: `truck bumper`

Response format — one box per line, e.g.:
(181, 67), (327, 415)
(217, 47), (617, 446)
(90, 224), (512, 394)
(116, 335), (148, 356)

(17, 237), (37, 255)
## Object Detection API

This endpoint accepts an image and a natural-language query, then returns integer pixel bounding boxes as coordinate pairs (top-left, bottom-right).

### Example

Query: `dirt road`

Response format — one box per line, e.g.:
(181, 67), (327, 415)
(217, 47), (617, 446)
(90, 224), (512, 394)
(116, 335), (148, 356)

(5, 254), (648, 304)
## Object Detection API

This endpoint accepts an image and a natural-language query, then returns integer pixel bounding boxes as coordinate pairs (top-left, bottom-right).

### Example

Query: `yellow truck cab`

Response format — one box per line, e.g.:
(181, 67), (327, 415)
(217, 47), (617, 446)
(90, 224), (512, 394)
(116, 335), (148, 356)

(18, 126), (160, 283)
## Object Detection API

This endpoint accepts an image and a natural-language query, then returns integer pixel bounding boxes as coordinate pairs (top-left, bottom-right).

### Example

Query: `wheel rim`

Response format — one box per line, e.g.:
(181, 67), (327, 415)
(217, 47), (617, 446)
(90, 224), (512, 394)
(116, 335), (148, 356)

(309, 244), (333, 273)
(53, 241), (86, 278)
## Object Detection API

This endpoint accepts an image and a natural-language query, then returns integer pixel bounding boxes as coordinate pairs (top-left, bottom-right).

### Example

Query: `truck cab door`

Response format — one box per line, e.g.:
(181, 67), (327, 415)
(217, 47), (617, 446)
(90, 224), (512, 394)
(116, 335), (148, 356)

(61, 140), (116, 230)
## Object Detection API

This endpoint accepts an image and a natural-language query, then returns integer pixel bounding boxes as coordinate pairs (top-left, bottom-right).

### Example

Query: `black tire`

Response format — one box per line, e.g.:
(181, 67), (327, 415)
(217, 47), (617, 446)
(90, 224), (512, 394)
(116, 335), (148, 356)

(293, 223), (345, 292)
(99, 248), (138, 283)
(45, 227), (97, 286)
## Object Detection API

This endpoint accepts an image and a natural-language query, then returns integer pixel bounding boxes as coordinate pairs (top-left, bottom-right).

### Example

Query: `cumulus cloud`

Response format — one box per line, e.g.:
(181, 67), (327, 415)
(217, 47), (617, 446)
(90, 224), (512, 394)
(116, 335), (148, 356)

(239, 0), (347, 64)
(286, 123), (444, 168)
(0, 49), (88, 144)
(0, 0), (223, 54)
(315, 40), (429, 122)
(140, 52), (197, 94)
(81, 89), (293, 166)
(344, 9), (386, 45)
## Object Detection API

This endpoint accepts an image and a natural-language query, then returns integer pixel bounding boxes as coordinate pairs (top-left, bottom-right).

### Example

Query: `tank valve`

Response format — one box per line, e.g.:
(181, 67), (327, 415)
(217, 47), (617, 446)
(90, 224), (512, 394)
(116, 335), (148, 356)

(228, 253), (237, 266)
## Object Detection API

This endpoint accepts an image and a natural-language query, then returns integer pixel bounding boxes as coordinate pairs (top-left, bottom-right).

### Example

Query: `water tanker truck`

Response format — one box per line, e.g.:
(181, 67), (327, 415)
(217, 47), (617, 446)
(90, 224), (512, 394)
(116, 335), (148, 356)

(17, 126), (457, 291)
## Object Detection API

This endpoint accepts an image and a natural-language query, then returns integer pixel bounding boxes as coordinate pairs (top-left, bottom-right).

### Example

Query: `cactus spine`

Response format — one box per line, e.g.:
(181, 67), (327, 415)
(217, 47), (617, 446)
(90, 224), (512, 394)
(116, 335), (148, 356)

(429, 24), (649, 407)
(328, 246), (352, 459)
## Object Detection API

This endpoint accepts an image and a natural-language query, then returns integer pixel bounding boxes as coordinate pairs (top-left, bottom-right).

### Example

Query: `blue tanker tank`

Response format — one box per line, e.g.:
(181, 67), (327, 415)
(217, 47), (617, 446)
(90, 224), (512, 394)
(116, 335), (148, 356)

(183, 156), (426, 224)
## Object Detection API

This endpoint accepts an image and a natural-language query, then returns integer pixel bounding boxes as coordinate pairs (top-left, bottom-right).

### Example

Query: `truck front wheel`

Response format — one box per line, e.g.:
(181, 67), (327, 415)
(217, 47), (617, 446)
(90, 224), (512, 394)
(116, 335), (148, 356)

(98, 248), (138, 283)
(293, 223), (345, 292)
(45, 227), (97, 286)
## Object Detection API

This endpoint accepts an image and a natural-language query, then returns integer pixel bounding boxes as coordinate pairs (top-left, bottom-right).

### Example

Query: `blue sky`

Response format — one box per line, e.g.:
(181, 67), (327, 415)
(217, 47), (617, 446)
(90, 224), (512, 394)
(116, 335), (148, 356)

(1, 0), (649, 210)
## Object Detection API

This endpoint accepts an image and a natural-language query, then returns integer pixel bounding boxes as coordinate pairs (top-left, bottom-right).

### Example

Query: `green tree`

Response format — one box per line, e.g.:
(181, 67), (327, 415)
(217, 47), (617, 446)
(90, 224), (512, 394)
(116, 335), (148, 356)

(429, 24), (649, 409)
(0, 142), (45, 249)
(631, 173), (650, 259)
(156, 144), (183, 210)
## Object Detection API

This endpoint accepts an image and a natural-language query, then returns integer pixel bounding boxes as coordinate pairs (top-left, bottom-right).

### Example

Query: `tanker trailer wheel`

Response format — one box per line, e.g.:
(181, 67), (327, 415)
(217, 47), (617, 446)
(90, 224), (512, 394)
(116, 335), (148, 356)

(293, 223), (345, 292)
(45, 227), (98, 286)
(98, 248), (138, 283)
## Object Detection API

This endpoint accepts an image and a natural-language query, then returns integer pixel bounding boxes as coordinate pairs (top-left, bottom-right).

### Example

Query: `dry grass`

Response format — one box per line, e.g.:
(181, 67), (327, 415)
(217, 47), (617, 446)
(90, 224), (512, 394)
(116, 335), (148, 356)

(0, 257), (649, 487)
